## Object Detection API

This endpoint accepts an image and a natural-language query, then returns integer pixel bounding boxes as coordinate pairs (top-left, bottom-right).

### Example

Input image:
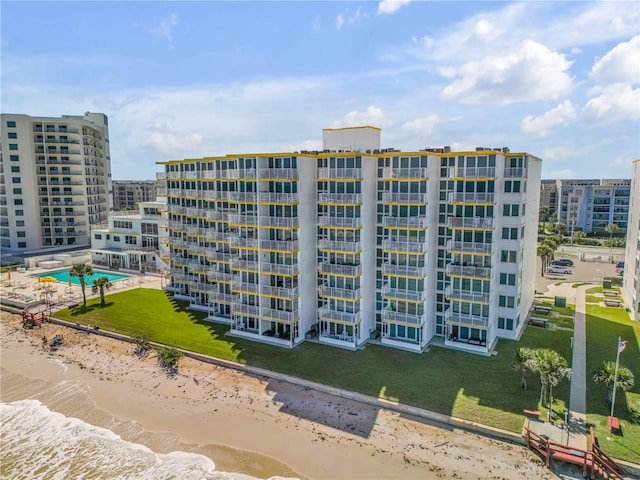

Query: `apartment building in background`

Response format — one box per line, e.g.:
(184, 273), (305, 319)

(0, 112), (112, 256)
(112, 180), (157, 210)
(623, 159), (640, 321)
(90, 200), (169, 274)
(157, 127), (542, 355)
(539, 179), (631, 234)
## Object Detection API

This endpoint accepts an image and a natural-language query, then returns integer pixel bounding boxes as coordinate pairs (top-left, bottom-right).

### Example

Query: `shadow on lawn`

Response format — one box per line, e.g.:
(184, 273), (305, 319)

(68, 302), (114, 315)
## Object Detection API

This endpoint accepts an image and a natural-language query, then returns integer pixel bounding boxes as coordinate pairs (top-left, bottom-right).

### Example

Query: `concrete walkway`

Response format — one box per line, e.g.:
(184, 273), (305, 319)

(568, 284), (588, 449)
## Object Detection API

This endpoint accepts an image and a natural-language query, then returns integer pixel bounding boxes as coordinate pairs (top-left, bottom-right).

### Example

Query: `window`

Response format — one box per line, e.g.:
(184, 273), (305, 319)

(8, 132), (17, 139)
(113, 236), (121, 242)
(500, 250), (517, 263)
(6, 120), (16, 128)
(14, 199), (23, 206)
(498, 317), (505, 329)
(502, 204), (520, 216)
(10, 166), (20, 173)
(17, 231), (26, 237)
(94, 234), (102, 240)
(9, 144), (18, 150)
(13, 188), (22, 195)
(12, 177), (21, 184)
(18, 242), (27, 248)
(125, 236), (137, 245)
(499, 273), (516, 285)
(16, 220), (25, 227)
(499, 296), (515, 308)
(501, 227), (518, 240)
(15, 210), (24, 216)
(506, 318), (514, 330)
(10, 155), (19, 161)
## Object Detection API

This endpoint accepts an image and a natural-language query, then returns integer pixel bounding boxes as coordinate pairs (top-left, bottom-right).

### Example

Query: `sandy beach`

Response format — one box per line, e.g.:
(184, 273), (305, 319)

(1, 310), (566, 479)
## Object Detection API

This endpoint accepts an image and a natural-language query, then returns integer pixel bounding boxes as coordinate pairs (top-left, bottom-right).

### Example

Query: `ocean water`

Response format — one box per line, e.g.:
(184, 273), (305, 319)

(0, 399), (261, 480)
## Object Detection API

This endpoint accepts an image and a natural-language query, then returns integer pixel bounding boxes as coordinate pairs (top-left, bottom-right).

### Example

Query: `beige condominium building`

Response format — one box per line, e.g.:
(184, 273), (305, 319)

(157, 127), (541, 355)
(623, 159), (640, 320)
(0, 112), (112, 255)
(112, 180), (157, 210)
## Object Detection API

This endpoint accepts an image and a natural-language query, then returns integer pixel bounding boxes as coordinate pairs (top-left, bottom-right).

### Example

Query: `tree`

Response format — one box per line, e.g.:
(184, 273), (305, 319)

(69, 263), (94, 307)
(573, 231), (586, 245)
(537, 244), (552, 276)
(593, 361), (635, 408)
(551, 222), (567, 236)
(527, 349), (571, 409)
(91, 276), (113, 306)
(511, 347), (534, 390)
(539, 206), (550, 233)
(606, 223), (619, 258)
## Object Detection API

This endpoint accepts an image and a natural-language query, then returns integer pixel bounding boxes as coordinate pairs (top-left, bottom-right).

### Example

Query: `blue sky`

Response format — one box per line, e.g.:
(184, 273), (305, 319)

(2, 1), (639, 180)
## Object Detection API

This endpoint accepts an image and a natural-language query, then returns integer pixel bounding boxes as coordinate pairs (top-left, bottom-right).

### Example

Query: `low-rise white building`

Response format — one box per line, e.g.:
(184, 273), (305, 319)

(623, 159), (640, 320)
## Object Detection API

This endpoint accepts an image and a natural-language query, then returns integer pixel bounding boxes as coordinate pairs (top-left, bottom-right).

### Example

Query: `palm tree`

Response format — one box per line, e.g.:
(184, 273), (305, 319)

(573, 231), (586, 245)
(69, 263), (94, 307)
(511, 347), (534, 390)
(527, 349), (571, 408)
(91, 276), (113, 306)
(551, 222), (567, 236)
(606, 223), (618, 258)
(539, 206), (550, 233)
(593, 361), (635, 408)
(537, 244), (552, 276)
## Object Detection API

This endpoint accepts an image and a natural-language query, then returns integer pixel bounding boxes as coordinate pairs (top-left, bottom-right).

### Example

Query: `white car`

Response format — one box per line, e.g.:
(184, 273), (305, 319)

(547, 265), (571, 274)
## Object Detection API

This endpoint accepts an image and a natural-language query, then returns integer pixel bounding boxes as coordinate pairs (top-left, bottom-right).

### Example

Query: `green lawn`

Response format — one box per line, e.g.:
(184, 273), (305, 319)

(56, 289), (573, 435)
(585, 305), (640, 464)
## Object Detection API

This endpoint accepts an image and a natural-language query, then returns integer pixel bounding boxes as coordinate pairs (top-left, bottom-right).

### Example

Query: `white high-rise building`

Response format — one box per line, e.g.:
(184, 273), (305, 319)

(623, 159), (640, 320)
(0, 112), (112, 255)
(157, 127), (541, 355)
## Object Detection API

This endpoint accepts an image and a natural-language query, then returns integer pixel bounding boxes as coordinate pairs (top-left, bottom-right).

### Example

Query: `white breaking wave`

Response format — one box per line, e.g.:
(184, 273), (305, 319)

(0, 399), (265, 480)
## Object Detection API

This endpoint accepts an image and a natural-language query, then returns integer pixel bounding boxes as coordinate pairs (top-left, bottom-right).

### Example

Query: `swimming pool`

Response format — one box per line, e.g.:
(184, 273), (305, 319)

(34, 269), (133, 285)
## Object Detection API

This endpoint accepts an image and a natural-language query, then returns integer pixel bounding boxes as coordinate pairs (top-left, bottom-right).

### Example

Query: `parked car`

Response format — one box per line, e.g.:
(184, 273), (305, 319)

(547, 265), (572, 274)
(551, 258), (574, 267)
(616, 261), (624, 269)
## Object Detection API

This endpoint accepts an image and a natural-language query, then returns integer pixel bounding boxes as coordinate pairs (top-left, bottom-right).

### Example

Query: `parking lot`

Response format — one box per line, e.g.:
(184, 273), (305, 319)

(536, 253), (619, 294)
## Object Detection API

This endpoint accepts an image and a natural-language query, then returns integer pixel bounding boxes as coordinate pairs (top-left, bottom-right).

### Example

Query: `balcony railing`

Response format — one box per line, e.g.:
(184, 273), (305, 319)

(229, 237), (259, 249)
(445, 264), (492, 279)
(318, 263), (362, 277)
(447, 217), (494, 229)
(381, 310), (425, 326)
(258, 168), (298, 180)
(230, 192), (258, 203)
(260, 239), (299, 252)
(205, 210), (227, 221)
(382, 240), (427, 254)
(227, 214), (258, 226)
(449, 167), (496, 179)
(258, 216), (298, 228)
(260, 307), (299, 323)
(231, 259), (259, 272)
(205, 231), (230, 242)
(258, 192), (298, 204)
(318, 285), (362, 301)
(317, 216), (362, 229)
(232, 303), (260, 317)
(318, 239), (362, 253)
(503, 167), (526, 178)
(381, 263), (427, 278)
(206, 251), (237, 263)
(318, 308), (361, 324)
(444, 311), (490, 329)
(318, 193), (362, 205)
(445, 286), (490, 304)
(446, 240), (493, 255)
(381, 286), (425, 302)
(448, 192), (495, 204)
(209, 292), (238, 304)
(382, 167), (428, 179)
(382, 193), (428, 204)
(231, 282), (299, 299)
(317, 168), (362, 180)
(383, 216), (428, 229)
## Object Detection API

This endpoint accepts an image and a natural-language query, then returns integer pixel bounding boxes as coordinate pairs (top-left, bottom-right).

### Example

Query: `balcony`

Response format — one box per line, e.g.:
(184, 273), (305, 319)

(258, 168), (298, 180)
(318, 308), (361, 324)
(187, 262), (209, 274)
(260, 239), (299, 252)
(317, 216), (362, 229)
(318, 193), (362, 205)
(318, 285), (362, 301)
(382, 167), (428, 180)
(318, 263), (362, 277)
(258, 192), (298, 204)
(448, 192), (495, 204)
(261, 262), (299, 276)
(445, 286), (490, 304)
(446, 240), (493, 255)
(205, 231), (230, 242)
(232, 303), (260, 317)
(449, 167), (496, 179)
(445, 263), (492, 279)
(382, 193), (428, 205)
(447, 217), (494, 230)
(260, 307), (299, 323)
(318, 239), (362, 253)
(383, 216), (428, 229)
(504, 167), (526, 178)
(258, 216), (298, 228)
(381, 286), (425, 303)
(227, 214), (258, 226)
(229, 237), (259, 249)
(186, 226), (205, 236)
(317, 168), (362, 181)
(382, 240), (426, 254)
(206, 251), (237, 263)
(231, 282), (299, 299)
(445, 311), (490, 329)
(230, 192), (258, 203)
(205, 210), (227, 221)
(381, 263), (426, 278)
(382, 310), (425, 326)
(209, 292), (238, 304)
(231, 259), (259, 272)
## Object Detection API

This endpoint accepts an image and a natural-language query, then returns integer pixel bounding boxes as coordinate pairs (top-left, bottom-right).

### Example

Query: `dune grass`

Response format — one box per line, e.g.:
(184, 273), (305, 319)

(55, 289), (573, 435)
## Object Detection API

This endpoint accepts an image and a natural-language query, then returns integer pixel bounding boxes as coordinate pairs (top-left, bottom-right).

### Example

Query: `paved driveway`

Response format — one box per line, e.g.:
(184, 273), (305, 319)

(536, 254), (618, 294)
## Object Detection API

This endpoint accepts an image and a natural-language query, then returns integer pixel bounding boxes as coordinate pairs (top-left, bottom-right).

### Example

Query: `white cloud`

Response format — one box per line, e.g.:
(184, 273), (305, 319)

(441, 40), (573, 104)
(472, 20), (501, 43)
(581, 84), (640, 126)
(540, 145), (595, 163)
(590, 35), (640, 85)
(378, 0), (411, 16)
(521, 100), (577, 137)
(335, 7), (368, 31)
(148, 14), (178, 48)
(401, 115), (440, 135)
(332, 106), (390, 128)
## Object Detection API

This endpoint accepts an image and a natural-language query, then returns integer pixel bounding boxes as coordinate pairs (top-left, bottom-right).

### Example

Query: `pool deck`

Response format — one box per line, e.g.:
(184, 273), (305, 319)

(0, 266), (163, 313)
